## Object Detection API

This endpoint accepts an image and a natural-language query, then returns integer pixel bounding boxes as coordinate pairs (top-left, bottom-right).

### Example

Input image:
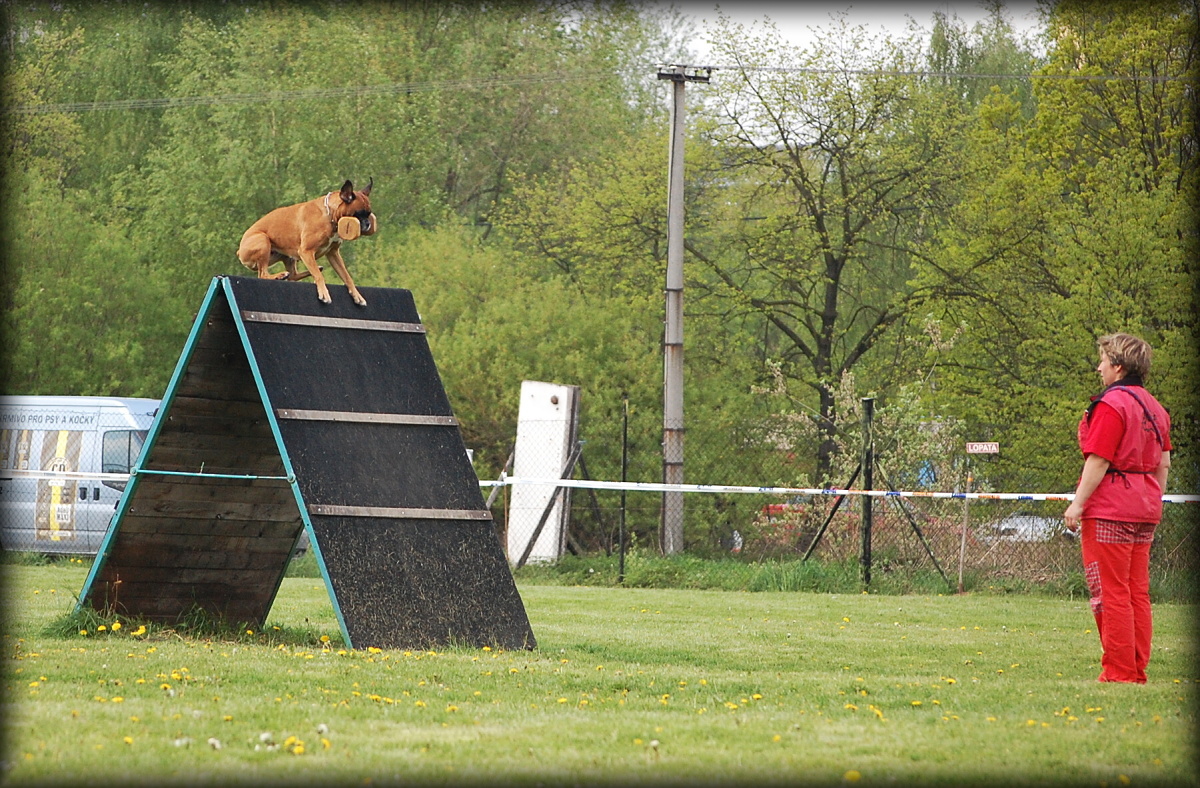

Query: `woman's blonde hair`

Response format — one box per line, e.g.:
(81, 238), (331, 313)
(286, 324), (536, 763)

(1098, 333), (1152, 380)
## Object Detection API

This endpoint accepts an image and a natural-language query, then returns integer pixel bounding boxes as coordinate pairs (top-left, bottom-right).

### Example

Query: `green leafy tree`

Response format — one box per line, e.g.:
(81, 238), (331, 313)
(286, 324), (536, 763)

(912, 0), (1197, 490)
(2, 1), (681, 399)
(1, 16), (182, 395)
(687, 15), (976, 484)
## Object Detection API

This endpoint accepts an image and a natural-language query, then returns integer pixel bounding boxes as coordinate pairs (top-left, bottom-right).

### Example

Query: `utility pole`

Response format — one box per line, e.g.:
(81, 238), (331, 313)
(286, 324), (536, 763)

(655, 64), (710, 555)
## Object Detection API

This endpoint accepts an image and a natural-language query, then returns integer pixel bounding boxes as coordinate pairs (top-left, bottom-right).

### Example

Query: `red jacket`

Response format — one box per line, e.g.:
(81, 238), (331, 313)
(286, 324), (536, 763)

(1077, 383), (1172, 523)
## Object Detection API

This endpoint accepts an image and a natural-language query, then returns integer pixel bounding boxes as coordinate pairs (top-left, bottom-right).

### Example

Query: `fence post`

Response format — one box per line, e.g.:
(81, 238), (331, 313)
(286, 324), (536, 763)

(860, 397), (875, 587)
(619, 393), (629, 584)
(957, 460), (971, 593)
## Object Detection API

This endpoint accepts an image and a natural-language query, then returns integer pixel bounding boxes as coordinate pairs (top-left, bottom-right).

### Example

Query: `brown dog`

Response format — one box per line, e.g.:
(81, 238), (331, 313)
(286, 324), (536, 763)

(237, 179), (376, 305)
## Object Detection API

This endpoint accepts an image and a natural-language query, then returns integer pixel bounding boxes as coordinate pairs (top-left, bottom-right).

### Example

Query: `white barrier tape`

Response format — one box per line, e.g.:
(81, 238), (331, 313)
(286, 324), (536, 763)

(479, 476), (1200, 504)
(10, 469), (1196, 505)
(1, 470), (132, 483)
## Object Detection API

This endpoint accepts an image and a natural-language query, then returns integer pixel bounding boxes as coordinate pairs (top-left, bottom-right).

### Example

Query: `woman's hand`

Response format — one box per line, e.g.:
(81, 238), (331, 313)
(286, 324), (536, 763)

(1064, 454), (1112, 534)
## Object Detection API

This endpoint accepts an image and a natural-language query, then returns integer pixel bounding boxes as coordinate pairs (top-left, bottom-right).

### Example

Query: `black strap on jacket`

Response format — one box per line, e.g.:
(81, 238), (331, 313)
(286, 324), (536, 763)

(1086, 377), (1165, 449)
(1087, 376), (1164, 487)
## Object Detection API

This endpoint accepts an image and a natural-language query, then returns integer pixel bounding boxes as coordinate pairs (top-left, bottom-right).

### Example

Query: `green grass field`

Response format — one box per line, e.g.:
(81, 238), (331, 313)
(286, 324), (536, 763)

(2, 562), (1196, 786)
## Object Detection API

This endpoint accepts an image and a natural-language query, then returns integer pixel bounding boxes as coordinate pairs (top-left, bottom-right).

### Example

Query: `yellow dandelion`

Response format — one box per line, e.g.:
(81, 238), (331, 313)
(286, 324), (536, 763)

(111, 622), (122, 631)
(97, 625), (107, 632)
(844, 770), (862, 782)
(911, 701), (922, 707)
(123, 736), (133, 745)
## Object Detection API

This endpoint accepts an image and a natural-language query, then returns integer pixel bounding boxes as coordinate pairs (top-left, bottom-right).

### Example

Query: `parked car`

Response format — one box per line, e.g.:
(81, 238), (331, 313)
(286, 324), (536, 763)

(979, 514), (1071, 543)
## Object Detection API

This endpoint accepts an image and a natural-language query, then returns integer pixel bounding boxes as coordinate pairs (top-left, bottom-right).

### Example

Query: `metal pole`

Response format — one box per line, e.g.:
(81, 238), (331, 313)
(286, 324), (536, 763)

(619, 393), (629, 584)
(860, 397), (875, 586)
(957, 458), (971, 593)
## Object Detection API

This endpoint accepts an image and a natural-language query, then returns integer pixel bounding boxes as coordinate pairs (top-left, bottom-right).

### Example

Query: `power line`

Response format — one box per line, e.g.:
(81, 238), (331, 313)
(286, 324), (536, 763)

(1, 72), (596, 115)
(4, 64), (1187, 115)
(693, 64), (1189, 83)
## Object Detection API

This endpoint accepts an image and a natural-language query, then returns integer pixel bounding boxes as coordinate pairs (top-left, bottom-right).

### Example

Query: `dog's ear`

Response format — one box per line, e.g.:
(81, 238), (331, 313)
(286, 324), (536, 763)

(340, 180), (355, 203)
(361, 177), (373, 197)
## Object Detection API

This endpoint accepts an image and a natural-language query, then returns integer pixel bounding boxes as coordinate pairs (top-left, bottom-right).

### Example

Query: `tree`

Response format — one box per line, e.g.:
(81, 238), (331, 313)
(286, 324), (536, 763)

(687, 14), (975, 484)
(910, 0), (1197, 490)
(925, 0), (1042, 115)
(1, 1), (682, 399)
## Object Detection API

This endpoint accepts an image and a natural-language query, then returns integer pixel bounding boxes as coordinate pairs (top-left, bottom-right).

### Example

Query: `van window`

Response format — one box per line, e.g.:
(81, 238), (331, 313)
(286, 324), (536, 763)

(101, 430), (147, 491)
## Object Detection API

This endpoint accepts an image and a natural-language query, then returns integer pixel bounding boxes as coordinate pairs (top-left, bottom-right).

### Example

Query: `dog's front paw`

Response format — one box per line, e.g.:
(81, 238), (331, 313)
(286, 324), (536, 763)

(317, 287), (332, 304)
(351, 292), (367, 307)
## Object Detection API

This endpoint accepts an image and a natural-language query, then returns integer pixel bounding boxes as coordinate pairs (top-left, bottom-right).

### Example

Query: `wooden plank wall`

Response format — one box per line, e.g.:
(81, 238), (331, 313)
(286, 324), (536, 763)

(86, 293), (304, 625)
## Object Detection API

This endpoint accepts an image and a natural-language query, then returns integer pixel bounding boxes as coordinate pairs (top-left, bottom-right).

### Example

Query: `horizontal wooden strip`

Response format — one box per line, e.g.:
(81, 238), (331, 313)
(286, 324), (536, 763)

(122, 497), (301, 522)
(308, 504), (492, 520)
(116, 515), (298, 538)
(241, 311), (425, 333)
(166, 395), (266, 418)
(276, 409), (456, 426)
(110, 532), (299, 556)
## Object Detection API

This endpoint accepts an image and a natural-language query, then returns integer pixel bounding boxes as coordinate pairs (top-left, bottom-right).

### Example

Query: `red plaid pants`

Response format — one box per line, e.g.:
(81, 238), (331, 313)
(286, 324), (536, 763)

(1081, 518), (1156, 683)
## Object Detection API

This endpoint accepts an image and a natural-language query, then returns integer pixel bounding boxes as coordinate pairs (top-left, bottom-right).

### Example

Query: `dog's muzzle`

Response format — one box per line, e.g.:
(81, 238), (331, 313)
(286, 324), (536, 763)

(356, 212), (372, 234)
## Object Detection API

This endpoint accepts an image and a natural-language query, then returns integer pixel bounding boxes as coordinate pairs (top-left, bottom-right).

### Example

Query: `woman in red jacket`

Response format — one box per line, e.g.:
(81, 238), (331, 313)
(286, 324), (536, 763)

(1064, 333), (1172, 684)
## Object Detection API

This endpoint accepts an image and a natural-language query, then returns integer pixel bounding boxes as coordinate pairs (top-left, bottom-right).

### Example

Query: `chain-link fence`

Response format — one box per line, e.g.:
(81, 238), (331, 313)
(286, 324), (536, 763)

(4, 410), (1194, 600)
(487, 419), (1197, 598)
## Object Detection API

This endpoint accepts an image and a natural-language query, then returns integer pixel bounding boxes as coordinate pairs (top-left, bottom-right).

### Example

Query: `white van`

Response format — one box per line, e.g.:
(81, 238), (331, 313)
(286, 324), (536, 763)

(0, 396), (159, 555)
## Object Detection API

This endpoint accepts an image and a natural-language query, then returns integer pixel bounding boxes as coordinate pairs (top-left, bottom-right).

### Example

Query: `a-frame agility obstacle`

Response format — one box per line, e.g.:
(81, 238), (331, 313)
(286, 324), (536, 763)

(76, 276), (536, 650)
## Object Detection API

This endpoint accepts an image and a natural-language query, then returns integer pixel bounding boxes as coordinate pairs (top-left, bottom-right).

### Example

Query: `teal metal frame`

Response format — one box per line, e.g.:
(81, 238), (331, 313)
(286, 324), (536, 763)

(75, 276), (353, 647)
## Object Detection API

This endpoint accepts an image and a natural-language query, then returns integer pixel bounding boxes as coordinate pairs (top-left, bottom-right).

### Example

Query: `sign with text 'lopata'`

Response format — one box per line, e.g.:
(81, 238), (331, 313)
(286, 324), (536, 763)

(966, 442), (1000, 454)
